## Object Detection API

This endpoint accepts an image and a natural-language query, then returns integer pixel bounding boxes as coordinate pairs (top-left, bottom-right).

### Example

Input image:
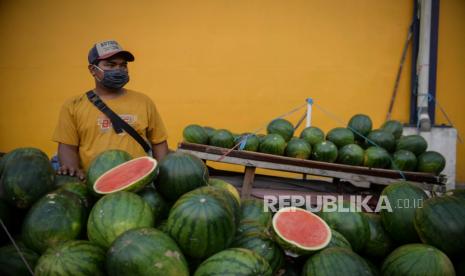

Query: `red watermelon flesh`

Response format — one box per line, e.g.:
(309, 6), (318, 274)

(94, 157), (157, 194)
(273, 207), (331, 254)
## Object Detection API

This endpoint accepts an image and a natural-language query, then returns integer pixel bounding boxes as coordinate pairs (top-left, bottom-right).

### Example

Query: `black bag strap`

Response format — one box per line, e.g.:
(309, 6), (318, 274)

(86, 91), (151, 153)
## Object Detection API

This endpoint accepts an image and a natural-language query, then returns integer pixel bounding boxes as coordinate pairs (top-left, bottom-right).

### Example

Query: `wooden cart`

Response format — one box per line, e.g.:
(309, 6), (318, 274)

(177, 142), (447, 198)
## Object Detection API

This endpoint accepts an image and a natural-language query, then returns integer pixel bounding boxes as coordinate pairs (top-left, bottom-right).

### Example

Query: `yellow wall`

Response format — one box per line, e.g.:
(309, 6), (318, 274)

(0, 0), (463, 181)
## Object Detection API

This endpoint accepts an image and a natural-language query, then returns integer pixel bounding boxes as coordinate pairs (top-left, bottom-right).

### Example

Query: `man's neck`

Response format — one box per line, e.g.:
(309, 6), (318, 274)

(94, 84), (126, 99)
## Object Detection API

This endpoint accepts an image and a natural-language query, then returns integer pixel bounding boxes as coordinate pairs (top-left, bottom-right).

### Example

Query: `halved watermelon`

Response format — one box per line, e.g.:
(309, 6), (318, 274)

(93, 157), (157, 194)
(272, 207), (331, 255)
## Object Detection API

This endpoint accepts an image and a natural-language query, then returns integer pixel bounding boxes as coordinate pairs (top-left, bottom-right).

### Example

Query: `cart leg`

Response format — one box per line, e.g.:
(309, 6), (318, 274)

(241, 166), (256, 199)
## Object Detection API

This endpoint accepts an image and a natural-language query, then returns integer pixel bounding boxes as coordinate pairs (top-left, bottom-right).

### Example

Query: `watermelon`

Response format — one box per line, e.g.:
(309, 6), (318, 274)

(267, 118), (295, 142)
(0, 242), (39, 276)
(57, 181), (93, 210)
(35, 240), (105, 276)
(391, 150), (417, 171)
(183, 124), (209, 144)
(0, 147), (49, 176)
(194, 248), (272, 276)
(236, 133), (260, 152)
(381, 244), (455, 276)
(300, 126), (325, 146)
(337, 144), (364, 166)
(233, 231), (284, 273)
(366, 129), (396, 152)
(240, 198), (272, 227)
(311, 141), (338, 163)
(259, 134), (287, 156)
(1, 154), (55, 209)
(363, 146), (391, 168)
(137, 186), (169, 225)
(86, 149), (132, 195)
(396, 134), (428, 156)
(318, 202), (369, 253)
(209, 129), (235, 148)
(273, 207), (332, 255)
(348, 114), (373, 142)
(93, 156), (157, 194)
(22, 191), (86, 253)
(53, 174), (83, 188)
(236, 220), (270, 240)
(166, 187), (236, 259)
(106, 228), (189, 276)
(414, 195), (465, 257)
(417, 151), (446, 174)
(285, 138), (311, 159)
(363, 213), (393, 259)
(203, 126), (216, 139)
(381, 120), (403, 139)
(209, 178), (241, 205)
(380, 181), (428, 244)
(87, 191), (154, 249)
(302, 247), (374, 276)
(326, 127), (355, 148)
(155, 152), (209, 201)
(326, 229), (352, 250)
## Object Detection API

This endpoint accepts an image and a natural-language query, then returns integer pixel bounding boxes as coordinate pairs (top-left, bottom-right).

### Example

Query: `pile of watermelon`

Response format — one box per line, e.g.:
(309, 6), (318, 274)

(1, 147), (463, 275)
(183, 114), (447, 175)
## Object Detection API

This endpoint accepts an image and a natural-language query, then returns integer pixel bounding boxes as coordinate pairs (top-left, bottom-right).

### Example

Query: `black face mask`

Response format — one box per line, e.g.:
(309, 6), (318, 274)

(94, 65), (129, 89)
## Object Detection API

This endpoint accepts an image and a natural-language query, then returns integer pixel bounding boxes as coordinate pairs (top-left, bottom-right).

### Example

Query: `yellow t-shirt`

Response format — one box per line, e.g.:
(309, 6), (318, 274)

(52, 89), (167, 171)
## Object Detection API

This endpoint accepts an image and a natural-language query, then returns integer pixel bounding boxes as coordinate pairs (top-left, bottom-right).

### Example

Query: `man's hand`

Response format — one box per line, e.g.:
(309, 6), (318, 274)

(57, 143), (85, 180)
(57, 165), (86, 180)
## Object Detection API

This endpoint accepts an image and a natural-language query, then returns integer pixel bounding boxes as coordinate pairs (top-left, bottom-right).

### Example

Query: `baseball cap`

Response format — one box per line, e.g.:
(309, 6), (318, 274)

(88, 40), (135, 64)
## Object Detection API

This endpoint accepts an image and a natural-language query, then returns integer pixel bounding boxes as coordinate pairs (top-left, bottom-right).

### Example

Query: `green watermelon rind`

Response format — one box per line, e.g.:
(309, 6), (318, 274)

(93, 156), (158, 195)
(414, 195), (465, 257)
(106, 228), (189, 276)
(381, 243), (455, 276)
(272, 207), (332, 255)
(194, 248), (272, 276)
(22, 191), (86, 253)
(267, 119), (295, 142)
(34, 240), (106, 276)
(183, 124), (209, 144)
(87, 191), (154, 249)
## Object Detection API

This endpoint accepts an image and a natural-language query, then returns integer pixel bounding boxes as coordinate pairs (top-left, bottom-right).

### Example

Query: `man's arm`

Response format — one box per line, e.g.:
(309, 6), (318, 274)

(57, 143), (85, 180)
(152, 141), (170, 161)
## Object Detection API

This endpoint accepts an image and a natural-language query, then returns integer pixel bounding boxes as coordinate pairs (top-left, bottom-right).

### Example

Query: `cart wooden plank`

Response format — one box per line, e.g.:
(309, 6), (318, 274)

(177, 142), (447, 194)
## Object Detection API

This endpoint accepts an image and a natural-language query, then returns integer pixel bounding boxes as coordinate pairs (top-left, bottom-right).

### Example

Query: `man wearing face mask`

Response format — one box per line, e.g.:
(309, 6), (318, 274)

(52, 40), (169, 180)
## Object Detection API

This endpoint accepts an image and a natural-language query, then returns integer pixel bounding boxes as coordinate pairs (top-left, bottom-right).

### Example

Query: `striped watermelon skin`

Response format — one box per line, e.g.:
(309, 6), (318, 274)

(0, 242), (39, 276)
(233, 231), (284, 273)
(381, 244), (455, 276)
(318, 203), (369, 253)
(236, 220), (270, 239)
(414, 196), (465, 257)
(155, 152), (209, 201)
(137, 186), (169, 225)
(167, 187), (236, 259)
(106, 228), (189, 276)
(87, 191), (154, 249)
(240, 198), (272, 227)
(22, 191), (86, 253)
(326, 229), (352, 250)
(363, 213), (393, 259)
(194, 248), (272, 276)
(2, 153), (55, 209)
(34, 240), (105, 276)
(303, 247), (374, 276)
(380, 182), (428, 244)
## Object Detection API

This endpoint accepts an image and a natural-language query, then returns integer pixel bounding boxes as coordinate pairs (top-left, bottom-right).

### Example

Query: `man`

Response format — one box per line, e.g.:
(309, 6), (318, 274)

(53, 40), (169, 180)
